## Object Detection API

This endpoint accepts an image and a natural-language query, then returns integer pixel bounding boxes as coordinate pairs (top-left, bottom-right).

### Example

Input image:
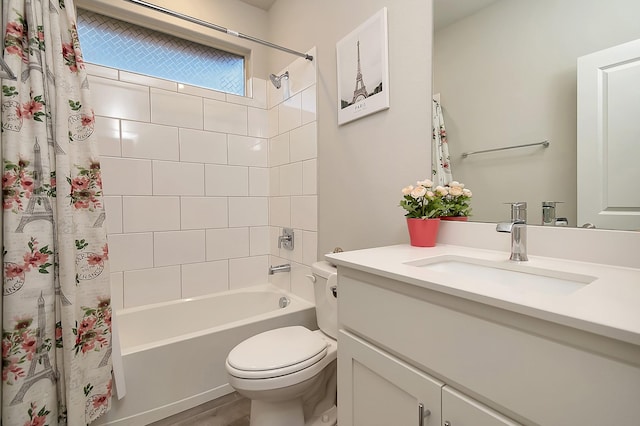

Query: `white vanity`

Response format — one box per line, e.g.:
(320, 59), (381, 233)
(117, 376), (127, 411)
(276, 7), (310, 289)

(327, 243), (640, 426)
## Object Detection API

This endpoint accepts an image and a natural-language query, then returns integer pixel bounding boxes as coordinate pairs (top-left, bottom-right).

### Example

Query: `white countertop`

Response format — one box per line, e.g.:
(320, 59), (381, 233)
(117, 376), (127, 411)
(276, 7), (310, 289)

(326, 244), (640, 346)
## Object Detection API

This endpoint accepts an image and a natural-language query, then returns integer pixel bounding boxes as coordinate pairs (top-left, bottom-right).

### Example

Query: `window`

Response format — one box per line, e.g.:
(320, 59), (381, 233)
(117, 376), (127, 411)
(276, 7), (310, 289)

(76, 9), (245, 95)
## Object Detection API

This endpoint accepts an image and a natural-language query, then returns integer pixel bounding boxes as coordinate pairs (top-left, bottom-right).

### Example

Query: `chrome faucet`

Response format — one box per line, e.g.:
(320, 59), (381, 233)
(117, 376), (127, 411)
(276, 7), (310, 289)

(542, 201), (565, 226)
(268, 264), (291, 275)
(496, 202), (528, 261)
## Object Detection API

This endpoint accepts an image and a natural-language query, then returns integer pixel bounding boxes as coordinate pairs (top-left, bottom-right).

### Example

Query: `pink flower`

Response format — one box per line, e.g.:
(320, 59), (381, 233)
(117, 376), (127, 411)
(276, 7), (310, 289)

(5, 263), (26, 278)
(20, 175), (34, 192)
(23, 251), (49, 269)
(5, 45), (23, 57)
(20, 101), (43, 119)
(102, 244), (109, 260)
(2, 357), (25, 382)
(78, 316), (97, 336)
(25, 415), (47, 426)
(2, 172), (17, 188)
(92, 394), (109, 408)
(55, 325), (62, 341)
(50, 176), (56, 187)
(74, 200), (90, 209)
(20, 333), (36, 360)
(81, 114), (94, 127)
(6, 22), (23, 36)
(71, 176), (89, 191)
(61, 43), (74, 59)
(2, 339), (11, 358)
(87, 253), (103, 266)
(81, 340), (95, 353)
(103, 309), (112, 327)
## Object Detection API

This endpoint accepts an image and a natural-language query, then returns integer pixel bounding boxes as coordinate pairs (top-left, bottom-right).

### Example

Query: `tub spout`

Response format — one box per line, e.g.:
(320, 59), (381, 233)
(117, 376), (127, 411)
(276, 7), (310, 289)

(269, 264), (291, 275)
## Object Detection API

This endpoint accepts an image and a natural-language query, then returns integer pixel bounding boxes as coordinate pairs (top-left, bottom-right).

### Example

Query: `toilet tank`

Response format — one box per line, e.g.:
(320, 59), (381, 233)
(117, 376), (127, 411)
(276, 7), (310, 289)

(310, 261), (338, 339)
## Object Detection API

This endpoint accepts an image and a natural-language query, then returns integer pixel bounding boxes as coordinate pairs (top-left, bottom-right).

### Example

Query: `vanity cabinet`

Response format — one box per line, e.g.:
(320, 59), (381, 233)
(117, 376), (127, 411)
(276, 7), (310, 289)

(441, 386), (519, 426)
(338, 329), (443, 425)
(339, 329), (520, 426)
(339, 329), (519, 426)
(336, 266), (640, 426)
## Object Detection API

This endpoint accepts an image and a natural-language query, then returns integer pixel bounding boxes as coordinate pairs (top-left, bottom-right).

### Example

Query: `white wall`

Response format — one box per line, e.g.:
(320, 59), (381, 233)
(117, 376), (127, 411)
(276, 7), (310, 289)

(88, 65), (273, 309)
(434, 0), (640, 226)
(266, 49), (318, 301)
(267, 0), (434, 256)
(88, 52), (319, 310)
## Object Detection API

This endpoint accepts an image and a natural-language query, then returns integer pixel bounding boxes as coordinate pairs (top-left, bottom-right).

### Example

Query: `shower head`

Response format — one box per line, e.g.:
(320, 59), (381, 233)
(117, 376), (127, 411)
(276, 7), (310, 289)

(269, 71), (289, 89)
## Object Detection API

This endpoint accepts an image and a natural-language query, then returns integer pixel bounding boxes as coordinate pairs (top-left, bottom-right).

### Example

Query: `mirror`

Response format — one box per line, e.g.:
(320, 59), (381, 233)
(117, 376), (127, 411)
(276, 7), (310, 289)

(433, 0), (640, 230)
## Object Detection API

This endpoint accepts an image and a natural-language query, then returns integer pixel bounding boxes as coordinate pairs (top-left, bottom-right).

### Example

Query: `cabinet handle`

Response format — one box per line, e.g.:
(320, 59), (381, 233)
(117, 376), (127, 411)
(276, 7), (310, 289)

(418, 403), (431, 426)
(444, 421), (451, 426)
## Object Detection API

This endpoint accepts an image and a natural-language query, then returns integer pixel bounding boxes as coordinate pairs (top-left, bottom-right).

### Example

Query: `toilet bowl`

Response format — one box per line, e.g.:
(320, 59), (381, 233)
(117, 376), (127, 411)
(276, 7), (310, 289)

(225, 261), (338, 426)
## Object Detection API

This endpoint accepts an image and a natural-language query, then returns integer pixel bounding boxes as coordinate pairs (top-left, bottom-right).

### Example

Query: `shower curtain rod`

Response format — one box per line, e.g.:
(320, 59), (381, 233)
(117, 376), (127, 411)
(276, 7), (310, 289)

(124, 0), (313, 61)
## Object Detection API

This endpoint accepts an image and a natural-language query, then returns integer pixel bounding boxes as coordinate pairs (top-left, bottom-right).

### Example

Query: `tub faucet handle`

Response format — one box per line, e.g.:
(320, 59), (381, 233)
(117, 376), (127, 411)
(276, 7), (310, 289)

(278, 228), (294, 250)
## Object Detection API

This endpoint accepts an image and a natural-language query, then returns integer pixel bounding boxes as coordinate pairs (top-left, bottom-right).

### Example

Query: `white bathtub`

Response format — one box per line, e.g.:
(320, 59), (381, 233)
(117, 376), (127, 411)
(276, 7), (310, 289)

(97, 284), (317, 425)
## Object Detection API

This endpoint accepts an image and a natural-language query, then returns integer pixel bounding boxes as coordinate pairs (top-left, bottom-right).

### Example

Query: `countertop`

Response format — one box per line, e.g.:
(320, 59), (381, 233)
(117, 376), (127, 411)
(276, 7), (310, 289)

(326, 244), (640, 346)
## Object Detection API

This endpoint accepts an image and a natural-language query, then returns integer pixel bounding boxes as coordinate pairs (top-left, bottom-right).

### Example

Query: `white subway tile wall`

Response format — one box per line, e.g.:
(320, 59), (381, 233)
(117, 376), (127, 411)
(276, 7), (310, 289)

(92, 47), (317, 309)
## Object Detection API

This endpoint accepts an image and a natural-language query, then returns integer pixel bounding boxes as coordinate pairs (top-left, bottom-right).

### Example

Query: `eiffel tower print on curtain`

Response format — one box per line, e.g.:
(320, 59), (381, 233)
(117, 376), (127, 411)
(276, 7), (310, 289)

(14, 139), (73, 306)
(15, 139), (54, 233)
(10, 293), (59, 405)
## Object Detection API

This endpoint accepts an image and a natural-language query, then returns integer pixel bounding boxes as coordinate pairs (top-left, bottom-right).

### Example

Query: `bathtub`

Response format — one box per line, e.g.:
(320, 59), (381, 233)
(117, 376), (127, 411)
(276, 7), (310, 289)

(97, 284), (317, 425)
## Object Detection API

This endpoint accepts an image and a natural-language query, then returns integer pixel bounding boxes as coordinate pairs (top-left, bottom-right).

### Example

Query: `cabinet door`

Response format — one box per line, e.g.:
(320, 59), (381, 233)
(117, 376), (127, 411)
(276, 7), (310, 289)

(338, 330), (443, 426)
(442, 386), (521, 426)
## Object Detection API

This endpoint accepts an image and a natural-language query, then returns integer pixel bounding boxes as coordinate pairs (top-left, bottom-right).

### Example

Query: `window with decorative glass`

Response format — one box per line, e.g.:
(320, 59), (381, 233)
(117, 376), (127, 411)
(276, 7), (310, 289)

(76, 8), (245, 95)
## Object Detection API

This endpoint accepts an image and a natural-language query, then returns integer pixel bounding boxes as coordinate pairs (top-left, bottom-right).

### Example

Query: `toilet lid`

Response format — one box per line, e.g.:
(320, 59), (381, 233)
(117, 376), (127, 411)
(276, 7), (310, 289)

(227, 326), (327, 378)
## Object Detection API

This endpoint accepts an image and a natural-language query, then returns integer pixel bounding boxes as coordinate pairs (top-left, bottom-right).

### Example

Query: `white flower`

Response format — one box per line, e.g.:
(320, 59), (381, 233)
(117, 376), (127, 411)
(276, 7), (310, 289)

(435, 186), (448, 196)
(449, 186), (463, 196)
(463, 188), (472, 197)
(402, 185), (414, 196)
(449, 181), (464, 189)
(411, 186), (427, 198)
(426, 191), (435, 198)
(417, 179), (433, 188)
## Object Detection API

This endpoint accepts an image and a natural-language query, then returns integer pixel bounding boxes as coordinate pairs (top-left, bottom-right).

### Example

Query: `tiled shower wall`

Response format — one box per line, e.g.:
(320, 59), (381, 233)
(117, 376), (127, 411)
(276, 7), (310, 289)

(88, 51), (317, 311)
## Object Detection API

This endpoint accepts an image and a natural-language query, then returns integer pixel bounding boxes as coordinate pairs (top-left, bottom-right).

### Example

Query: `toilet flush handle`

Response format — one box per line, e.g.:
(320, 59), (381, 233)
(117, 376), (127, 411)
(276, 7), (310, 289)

(305, 274), (316, 283)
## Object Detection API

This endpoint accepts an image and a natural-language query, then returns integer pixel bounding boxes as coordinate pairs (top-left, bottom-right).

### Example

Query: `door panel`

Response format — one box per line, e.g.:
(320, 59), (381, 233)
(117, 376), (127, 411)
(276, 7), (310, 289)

(577, 38), (640, 230)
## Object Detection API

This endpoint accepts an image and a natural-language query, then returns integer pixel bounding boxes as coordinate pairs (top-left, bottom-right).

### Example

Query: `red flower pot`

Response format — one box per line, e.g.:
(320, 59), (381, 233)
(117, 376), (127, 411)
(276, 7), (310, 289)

(406, 218), (440, 247)
(440, 216), (469, 221)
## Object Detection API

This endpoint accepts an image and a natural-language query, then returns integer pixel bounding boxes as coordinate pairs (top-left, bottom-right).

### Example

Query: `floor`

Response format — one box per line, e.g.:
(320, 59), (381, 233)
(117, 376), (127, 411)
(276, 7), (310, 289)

(150, 393), (250, 426)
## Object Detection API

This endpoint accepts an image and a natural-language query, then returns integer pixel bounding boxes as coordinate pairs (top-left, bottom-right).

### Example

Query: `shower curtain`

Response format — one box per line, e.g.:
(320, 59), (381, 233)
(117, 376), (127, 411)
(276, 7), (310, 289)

(2, 0), (112, 424)
(432, 98), (453, 186)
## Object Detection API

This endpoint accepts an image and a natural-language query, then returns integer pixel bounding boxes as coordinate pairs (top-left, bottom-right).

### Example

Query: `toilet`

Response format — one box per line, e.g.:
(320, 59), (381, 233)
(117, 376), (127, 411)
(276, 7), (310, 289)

(225, 261), (338, 426)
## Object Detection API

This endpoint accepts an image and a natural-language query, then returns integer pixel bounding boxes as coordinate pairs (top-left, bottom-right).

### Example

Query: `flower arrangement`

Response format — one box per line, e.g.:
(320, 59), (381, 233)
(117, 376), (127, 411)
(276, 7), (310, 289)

(400, 179), (472, 219)
(441, 181), (473, 217)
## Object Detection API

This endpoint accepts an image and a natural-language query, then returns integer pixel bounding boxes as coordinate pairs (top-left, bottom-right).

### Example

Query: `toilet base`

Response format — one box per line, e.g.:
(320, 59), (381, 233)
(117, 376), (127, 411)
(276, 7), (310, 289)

(250, 398), (304, 426)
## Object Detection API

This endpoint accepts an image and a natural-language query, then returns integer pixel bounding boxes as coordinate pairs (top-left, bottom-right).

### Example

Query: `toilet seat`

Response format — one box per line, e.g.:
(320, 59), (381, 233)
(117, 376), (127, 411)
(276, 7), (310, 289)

(226, 326), (328, 379)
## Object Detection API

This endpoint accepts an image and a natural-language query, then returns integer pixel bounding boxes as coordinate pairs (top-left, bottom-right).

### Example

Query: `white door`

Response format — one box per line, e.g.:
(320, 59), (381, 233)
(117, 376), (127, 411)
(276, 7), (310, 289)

(577, 38), (640, 230)
(337, 330), (443, 426)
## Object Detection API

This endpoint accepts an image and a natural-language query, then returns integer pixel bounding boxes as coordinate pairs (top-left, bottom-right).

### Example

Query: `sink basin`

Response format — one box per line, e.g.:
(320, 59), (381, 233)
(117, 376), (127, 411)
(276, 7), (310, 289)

(405, 255), (597, 295)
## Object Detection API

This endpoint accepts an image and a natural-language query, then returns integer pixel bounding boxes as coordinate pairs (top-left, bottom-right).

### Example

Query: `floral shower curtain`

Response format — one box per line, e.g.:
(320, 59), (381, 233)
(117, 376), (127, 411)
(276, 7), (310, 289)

(432, 98), (453, 186)
(2, 0), (112, 424)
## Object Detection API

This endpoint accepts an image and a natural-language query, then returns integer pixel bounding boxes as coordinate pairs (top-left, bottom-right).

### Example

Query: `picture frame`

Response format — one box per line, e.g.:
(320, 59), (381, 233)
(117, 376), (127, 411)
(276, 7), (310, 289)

(336, 8), (389, 125)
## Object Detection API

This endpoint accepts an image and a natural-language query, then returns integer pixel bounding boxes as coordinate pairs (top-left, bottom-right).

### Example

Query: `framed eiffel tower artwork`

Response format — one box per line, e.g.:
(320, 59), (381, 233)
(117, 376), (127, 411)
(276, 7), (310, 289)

(336, 8), (389, 125)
